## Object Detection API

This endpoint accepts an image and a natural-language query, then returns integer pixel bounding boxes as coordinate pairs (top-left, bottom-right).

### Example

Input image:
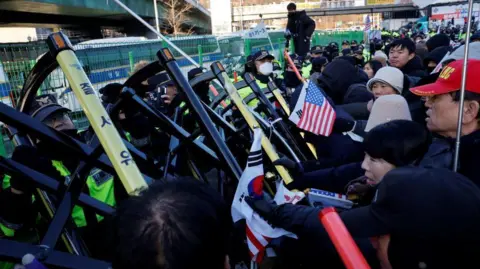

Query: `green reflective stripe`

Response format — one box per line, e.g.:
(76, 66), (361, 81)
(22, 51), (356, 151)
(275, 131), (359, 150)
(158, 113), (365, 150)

(51, 161), (116, 227)
(363, 48), (370, 60)
(2, 175), (11, 190)
(302, 64), (312, 79)
(0, 222), (15, 237)
(234, 77), (265, 108)
(125, 132), (132, 142)
(52, 160), (69, 177)
(86, 170), (116, 208)
(238, 88), (259, 107)
(0, 262), (15, 269)
(179, 101), (190, 116)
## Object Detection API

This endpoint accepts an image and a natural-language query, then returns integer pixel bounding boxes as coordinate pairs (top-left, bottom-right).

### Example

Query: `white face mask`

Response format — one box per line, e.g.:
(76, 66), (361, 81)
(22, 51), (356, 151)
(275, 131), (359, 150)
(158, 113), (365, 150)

(258, 62), (273, 76)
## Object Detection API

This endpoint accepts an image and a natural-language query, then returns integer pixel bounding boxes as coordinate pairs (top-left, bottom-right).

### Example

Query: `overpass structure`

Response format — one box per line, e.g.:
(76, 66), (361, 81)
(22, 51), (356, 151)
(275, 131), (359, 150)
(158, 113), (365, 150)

(0, 0), (212, 35)
(233, 2), (419, 21)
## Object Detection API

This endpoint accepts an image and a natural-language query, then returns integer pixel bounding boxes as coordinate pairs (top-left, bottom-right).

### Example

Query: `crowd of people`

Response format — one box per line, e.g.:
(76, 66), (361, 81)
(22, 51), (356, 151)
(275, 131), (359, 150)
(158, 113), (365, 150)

(2, 2), (480, 269)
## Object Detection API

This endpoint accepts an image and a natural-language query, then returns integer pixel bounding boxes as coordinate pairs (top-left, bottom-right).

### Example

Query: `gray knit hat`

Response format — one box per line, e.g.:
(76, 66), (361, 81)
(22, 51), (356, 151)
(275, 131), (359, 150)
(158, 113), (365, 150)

(367, 66), (404, 95)
(365, 95), (412, 132)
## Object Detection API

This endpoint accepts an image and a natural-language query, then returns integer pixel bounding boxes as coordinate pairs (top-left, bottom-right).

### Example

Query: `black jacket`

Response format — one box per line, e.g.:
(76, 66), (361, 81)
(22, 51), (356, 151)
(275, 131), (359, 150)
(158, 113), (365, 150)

(297, 162), (364, 193)
(318, 59), (372, 105)
(266, 167), (480, 269)
(420, 130), (480, 187)
(400, 55), (428, 78)
(286, 10), (315, 57)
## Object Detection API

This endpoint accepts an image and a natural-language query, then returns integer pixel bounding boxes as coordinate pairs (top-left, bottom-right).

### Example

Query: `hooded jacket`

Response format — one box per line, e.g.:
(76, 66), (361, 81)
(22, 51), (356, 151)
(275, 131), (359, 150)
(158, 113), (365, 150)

(423, 46), (450, 68)
(318, 59), (372, 105)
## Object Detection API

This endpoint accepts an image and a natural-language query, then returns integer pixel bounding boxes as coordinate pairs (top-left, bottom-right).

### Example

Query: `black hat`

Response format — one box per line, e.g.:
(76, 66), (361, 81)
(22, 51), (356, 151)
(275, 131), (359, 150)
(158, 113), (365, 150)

(310, 45), (324, 54)
(426, 33), (450, 52)
(351, 40), (358, 45)
(99, 83), (123, 97)
(312, 56), (328, 67)
(251, 50), (275, 62)
(147, 71), (174, 87)
(342, 40), (350, 45)
(188, 67), (206, 81)
(289, 54), (303, 68)
(29, 94), (70, 122)
(337, 167), (480, 267)
(328, 42), (339, 48)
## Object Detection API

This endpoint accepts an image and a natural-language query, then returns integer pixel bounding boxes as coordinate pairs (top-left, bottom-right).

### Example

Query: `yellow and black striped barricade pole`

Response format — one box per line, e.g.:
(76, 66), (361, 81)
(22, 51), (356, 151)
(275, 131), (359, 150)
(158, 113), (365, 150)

(211, 61), (294, 185)
(267, 79), (291, 116)
(46, 32), (147, 195)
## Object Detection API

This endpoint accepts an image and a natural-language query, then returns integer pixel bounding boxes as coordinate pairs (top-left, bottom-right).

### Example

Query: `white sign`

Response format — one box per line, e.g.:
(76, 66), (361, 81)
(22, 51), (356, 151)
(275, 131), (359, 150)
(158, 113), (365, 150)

(431, 3), (480, 24)
(244, 21), (269, 39)
(0, 64), (7, 84)
(210, 0), (232, 34)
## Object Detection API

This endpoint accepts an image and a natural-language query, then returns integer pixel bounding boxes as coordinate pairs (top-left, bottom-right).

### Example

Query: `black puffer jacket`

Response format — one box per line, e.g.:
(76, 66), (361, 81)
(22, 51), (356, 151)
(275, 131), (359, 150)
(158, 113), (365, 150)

(318, 59), (372, 105)
(400, 55), (428, 78)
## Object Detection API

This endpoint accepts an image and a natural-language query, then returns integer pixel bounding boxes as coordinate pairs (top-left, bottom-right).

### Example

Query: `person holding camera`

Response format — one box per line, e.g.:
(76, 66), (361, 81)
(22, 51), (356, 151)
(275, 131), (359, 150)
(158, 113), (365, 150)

(286, 2), (316, 57)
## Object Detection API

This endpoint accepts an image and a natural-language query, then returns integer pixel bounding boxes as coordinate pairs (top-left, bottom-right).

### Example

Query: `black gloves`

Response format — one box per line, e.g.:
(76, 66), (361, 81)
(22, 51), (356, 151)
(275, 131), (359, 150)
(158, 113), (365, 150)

(244, 197), (280, 227)
(345, 176), (376, 206)
(333, 117), (356, 133)
(273, 157), (302, 174)
(273, 157), (306, 190)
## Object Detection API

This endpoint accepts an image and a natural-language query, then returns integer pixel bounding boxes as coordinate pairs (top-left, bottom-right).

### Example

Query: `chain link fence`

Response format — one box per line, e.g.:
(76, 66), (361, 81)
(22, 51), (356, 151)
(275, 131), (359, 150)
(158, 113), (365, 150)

(0, 30), (363, 157)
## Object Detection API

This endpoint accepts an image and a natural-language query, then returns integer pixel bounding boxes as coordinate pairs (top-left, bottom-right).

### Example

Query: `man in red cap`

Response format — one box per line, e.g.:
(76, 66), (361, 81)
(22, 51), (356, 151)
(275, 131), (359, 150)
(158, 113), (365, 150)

(410, 59), (480, 186)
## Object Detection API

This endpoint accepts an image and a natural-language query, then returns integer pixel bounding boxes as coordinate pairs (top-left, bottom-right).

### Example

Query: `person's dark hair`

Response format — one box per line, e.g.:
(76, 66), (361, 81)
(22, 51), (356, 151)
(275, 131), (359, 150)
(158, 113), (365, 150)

(426, 33), (451, 52)
(287, 2), (297, 11)
(364, 120), (431, 167)
(389, 38), (416, 55)
(113, 178), (232, 269)
(366, 60), (383, 76)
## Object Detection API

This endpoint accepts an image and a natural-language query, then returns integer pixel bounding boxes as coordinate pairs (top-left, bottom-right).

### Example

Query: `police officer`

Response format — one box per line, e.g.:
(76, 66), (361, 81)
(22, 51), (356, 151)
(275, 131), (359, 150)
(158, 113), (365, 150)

(350, 40), (359, 52)
(324, 42), (340, 62)
(302, 45), (324, 78)
(238, 50), (285, 108)
(0, 94), (120, 256)
(285, 54), (305, 109)
(353, 48), (365, 67)
(341, 40), (350, 50)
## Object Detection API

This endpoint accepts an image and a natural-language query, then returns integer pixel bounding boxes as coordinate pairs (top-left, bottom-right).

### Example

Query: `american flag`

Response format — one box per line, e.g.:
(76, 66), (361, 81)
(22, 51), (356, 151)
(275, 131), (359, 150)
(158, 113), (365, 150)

(297, 81), (336, 136)
(364, 15), (371, 32)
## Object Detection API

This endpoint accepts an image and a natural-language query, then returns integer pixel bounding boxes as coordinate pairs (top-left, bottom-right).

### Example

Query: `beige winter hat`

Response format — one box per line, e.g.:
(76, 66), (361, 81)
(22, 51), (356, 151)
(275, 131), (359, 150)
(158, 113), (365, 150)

(373, 50), (388, 66)
(365, 95), (412, 132)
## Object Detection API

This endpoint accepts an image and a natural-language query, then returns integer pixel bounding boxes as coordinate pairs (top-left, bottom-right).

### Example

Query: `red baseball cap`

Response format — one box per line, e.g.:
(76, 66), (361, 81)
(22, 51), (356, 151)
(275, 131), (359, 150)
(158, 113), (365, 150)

(410, 59), (480, 96)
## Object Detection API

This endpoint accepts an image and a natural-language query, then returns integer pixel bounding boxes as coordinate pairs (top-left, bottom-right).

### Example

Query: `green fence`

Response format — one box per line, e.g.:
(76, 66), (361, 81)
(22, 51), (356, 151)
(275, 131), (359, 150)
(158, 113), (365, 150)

(0, 30), (363, 157)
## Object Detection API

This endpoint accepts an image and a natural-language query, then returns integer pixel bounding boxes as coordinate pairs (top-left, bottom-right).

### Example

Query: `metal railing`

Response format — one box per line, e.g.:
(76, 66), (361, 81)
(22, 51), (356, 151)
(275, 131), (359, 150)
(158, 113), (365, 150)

(0, 30), (363, 157)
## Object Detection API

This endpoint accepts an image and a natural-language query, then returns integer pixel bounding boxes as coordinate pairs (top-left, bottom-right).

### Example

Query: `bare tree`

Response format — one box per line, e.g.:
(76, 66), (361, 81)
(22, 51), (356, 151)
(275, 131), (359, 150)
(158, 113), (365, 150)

(161, 0), (194, 35)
